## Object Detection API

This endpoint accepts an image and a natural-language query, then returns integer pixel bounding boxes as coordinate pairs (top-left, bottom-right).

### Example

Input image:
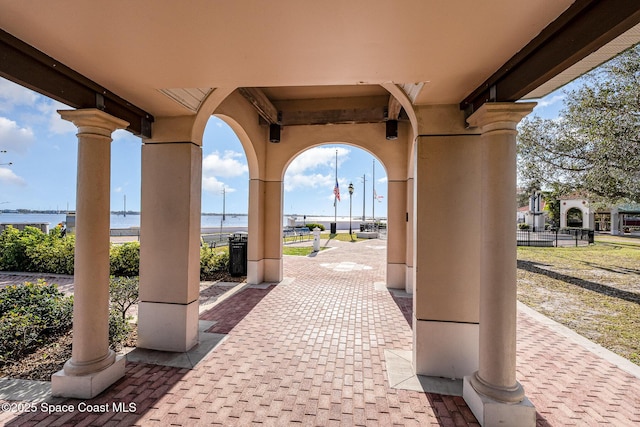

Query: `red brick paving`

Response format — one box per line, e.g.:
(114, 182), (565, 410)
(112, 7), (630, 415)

(200, 286), (275, 334)
(1, 238), (639, 426)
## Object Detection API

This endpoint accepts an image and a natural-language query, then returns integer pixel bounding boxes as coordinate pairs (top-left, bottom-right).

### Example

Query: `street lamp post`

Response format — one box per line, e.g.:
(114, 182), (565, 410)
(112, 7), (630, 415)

(348, 183), (354, 236)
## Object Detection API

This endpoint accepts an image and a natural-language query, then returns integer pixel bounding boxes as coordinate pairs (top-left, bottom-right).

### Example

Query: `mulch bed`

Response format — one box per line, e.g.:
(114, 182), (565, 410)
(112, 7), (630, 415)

(0, 328), (139, 382)
(1, 273), (244, 382)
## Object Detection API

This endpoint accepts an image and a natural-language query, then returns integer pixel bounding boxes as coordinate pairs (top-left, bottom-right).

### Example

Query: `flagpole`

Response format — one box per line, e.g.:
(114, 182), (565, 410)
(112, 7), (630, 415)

(372, 159), (375, 223)
(334, 149), (338, 223)
(362, 174), (366, 221)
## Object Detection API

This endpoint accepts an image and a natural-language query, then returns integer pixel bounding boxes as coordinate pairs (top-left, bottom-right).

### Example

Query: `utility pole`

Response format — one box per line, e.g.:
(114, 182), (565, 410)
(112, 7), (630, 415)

(372, 160), (375, 223)
(222, 187), (226, 221)
(361, 174), (366, 221)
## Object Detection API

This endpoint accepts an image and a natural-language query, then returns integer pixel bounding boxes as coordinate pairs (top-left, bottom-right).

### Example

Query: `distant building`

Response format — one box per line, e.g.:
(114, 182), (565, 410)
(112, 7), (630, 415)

(559, 193), (640, 235)
(517, 191), (547, 230)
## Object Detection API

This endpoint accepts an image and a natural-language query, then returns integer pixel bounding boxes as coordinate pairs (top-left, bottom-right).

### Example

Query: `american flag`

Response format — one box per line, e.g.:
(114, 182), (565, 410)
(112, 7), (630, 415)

(334, 179), (341, 202)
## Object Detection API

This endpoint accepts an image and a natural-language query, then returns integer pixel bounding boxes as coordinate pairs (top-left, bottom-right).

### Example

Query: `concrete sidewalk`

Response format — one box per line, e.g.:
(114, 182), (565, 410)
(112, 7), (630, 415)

(1, 238), (639, 425)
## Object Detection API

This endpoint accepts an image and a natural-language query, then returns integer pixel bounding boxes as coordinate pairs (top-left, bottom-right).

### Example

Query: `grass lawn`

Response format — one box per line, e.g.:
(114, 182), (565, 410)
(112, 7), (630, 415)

(320, 232), (363, 242)
(517, 235), (640, 365)
(282, 232), (363, 256)
(283, 246), (328, 256)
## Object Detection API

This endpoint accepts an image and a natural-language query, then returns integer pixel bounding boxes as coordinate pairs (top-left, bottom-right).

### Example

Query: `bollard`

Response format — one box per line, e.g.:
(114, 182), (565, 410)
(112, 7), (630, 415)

(313, 227), (321, 252)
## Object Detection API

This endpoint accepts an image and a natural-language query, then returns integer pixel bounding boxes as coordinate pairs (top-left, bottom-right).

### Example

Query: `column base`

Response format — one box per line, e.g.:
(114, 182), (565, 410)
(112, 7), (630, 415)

(386, 263), (406, 289)
(413, 318), (478, 379)
(264, 258), (283, 282)
(405, 266), (414, 294)
(138, 300), (198, 352)
(51, 355), (125, 399)
(247, 259), (264, 285)
(463, 376), (536, 427)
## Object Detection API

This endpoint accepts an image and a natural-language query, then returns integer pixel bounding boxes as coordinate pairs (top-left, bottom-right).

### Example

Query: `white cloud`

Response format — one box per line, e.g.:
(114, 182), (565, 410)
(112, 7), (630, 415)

(377, 176), (387, 184)
(534, 94), (565, 109)
(0, 79), (39, 112)
(113, 186), (123, 193)
(203, 150), (248, 177)
(37, 100), (77, 135)
(113, 129), (138, 142)
(202, 176), (236, 194)
(284, 147), (351, 193)
(0, 167), (26, 187)
(287, 146), (350, 174)
(0, 117), (35, 154)
(284, 173), (333, 192)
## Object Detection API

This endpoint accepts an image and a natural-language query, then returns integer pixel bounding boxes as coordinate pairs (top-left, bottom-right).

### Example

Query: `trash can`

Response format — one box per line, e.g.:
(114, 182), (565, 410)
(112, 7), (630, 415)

(330, 222), (337, 234)
(228, 232), (248, 277)
(65, 212), (76, 235)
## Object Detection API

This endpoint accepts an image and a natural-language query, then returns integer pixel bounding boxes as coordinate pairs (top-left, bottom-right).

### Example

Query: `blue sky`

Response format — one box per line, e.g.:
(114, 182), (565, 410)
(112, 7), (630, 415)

(0, 77), (570, 217)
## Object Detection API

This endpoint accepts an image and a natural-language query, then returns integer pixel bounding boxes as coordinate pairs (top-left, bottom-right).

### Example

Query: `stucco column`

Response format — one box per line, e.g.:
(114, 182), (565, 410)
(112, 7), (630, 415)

(247, 178), (266, 284)
(463, 102), (536, 427)
(413, 132), (481, 379)
(138, 141), (202, 352)
(405, 176), (414, 294)
(263, 180), (283, 282)
(52, 109), (128, 398)
(611, 208), (620, 235)
(386, 179), (407, 289)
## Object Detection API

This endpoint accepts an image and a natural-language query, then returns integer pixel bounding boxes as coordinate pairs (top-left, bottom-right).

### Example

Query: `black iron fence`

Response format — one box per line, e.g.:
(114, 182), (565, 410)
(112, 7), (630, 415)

(517, 228), (594, 247)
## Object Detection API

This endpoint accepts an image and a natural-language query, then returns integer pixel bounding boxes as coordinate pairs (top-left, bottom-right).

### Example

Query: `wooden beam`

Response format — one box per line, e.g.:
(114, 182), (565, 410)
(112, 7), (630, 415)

(238, 87), (279, 124)
(0, 29), (154, 138)
(387, 95), (402, 120)
(461, 0), (640, 115)
(280, 106), (386, 126)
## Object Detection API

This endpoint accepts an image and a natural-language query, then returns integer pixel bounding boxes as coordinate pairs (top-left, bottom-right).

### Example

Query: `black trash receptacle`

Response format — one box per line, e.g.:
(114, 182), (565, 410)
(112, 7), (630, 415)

(330, 222), (337, 234)
(228, 232), (248, 277)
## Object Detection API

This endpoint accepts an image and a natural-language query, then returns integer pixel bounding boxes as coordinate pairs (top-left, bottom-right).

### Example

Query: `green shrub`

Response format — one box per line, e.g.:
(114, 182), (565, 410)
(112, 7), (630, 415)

(0, 280), (73, 364)
(108, 310), (133, 351)
(109, 242), (140, 276)
(109, 276), (139, 321)
(304, 223), (325, 231)
(0, 226), (40, 271)
(0, 226), (75, 274)
(26, 234), (75, 275)
(518, 223), (530, 230)
(200, 246), (230, 280)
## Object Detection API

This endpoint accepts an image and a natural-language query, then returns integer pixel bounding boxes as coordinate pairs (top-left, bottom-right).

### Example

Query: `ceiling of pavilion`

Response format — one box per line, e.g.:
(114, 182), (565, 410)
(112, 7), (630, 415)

(1, 0), (640, 133)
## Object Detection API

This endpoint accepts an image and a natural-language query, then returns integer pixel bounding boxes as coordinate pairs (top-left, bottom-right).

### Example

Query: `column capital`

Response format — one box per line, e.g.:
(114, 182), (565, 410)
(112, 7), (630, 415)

(466, 102), (537, 133)
(58, 108), (129, 137)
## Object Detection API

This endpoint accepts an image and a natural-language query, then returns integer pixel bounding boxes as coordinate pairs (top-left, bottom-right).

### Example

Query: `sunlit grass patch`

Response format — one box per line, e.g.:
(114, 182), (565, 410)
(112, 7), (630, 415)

(283, 246), (328, 256)
(517, 236), (640, 365)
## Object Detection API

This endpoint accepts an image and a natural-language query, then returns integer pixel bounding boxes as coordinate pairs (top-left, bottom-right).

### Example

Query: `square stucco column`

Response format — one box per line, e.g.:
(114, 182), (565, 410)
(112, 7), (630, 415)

(405, 177), (414, 294)
(413, 132), (482, 380)
(463, 102), (537, 427)
(247, 178), (266, 284)
(387, 179), (407, 289)
(263, 180), (283, 282)
(52, 109), (128, 399)
(138, 142), (202, 352)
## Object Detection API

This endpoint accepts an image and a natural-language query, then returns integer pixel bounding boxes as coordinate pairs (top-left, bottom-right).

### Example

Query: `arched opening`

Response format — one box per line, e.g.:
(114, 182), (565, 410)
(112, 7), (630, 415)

(282, 143), (389, 267)
(284, 144), (388, 227)
(199, 116), (250, 251)
(566, 207), (584, 228)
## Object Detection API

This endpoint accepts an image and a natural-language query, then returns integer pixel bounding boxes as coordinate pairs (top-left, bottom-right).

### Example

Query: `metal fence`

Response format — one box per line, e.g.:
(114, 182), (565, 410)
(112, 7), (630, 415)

(517, 228), (594, 247)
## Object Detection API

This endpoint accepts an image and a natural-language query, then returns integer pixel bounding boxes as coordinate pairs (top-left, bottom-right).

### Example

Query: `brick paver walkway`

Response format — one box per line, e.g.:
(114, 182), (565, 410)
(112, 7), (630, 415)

(1, 237), (639, 425)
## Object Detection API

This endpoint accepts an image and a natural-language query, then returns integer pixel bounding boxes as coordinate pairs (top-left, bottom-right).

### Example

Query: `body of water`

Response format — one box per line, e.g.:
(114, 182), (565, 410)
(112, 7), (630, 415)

(0, 213), (385, 232)
(0, 213), (249, 229)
